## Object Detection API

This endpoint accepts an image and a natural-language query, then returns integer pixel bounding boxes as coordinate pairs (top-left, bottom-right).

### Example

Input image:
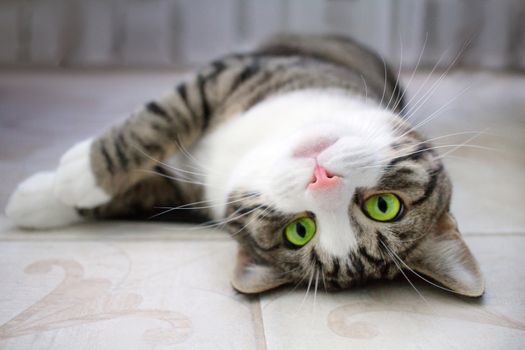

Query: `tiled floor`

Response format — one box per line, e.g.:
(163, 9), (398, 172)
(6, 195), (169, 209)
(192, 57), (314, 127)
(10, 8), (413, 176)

(0, 69), (524, 349)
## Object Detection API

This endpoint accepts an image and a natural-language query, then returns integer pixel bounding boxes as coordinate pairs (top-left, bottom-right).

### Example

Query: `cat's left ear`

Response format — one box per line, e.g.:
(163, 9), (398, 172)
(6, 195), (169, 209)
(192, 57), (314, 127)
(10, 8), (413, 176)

(231, 246), (290, 294)
(406, 212), (485, 297)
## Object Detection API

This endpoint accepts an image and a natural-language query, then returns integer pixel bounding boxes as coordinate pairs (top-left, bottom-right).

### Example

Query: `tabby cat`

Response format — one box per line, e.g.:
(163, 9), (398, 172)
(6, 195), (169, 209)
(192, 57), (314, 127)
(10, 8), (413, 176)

(5, 35), (484, 297)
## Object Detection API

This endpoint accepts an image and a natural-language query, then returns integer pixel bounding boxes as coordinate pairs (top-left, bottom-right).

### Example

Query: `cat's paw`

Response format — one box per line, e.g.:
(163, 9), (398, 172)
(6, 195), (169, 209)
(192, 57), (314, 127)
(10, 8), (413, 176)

(5, 172), (82, 229)
(53, 139), (111, 208)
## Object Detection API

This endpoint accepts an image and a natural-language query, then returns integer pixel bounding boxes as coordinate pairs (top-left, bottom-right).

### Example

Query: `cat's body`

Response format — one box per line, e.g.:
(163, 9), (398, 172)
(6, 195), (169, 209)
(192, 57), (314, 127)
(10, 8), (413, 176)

(5, 35), (484, 297)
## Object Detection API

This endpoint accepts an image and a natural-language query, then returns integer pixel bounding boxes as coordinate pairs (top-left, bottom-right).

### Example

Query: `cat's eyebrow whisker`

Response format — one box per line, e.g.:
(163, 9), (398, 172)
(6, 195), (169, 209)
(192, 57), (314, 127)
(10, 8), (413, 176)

(378, 58), (387, 108)
(421, 130), (493, 145)
(366, 129), (492, 168)
(396, 38), (472, 129)
(397, 82), (475, 140)
(351, 128), (492, 169)
(395, 41), (451, 122)
(403, 38), (472, 124)
(432, 130), (496, 161)
(378, 239), (431, 308)
(385, 33), (404, 112)
(359, 142), (500, 171)
(392, 33), (428, 113)
(394, 65), (474, 141)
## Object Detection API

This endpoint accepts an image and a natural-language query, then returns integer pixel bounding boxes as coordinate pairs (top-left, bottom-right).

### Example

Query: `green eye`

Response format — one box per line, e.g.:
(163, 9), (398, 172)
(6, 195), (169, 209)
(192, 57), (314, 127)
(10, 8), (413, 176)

(284, 217), (316, 247)
(364, 193), (402, 222)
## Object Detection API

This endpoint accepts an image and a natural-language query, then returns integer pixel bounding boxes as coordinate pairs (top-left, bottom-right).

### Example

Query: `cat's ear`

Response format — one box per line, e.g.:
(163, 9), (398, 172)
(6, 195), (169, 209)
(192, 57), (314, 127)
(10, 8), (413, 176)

(231, 246), (289, 294)
(406, 212), (485, 297)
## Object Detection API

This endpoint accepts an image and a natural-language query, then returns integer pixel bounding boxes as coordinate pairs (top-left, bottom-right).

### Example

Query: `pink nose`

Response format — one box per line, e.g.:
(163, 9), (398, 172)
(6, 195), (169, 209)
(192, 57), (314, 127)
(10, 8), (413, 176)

(308, 165), (340, 190)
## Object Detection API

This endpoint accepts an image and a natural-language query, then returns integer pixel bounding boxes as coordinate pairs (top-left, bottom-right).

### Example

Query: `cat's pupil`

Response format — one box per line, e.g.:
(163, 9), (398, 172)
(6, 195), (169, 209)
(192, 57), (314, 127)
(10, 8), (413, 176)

(296, 223), (306, 238)
(378, 196), (388, 213)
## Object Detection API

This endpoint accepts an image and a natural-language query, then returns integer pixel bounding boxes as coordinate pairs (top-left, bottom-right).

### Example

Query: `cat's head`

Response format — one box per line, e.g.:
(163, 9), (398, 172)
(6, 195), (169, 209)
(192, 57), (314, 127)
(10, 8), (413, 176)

(222, 91), (484, 297)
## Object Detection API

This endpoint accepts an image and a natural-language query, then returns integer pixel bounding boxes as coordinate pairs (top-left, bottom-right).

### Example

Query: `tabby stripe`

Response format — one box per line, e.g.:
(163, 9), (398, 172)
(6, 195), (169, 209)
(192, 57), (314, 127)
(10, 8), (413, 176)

(196, 74), (211, 130)
(167, 102), (191, 134)
(388, 144), (432, 167)
(397, 240), (421, 260)
(146, 101), (171, 122)
(99, 141), (114, 174)
(328, 258), (340, 278)
(229, 60), (260, 93)
(205, 60), (228, 81)
(242, 232), (281, 252)
(236, 204), (277, 216)
(358, 246), (384, 266)
(392, 167), (416, 176)
(114, 139), (129, 170)
(310, 249), (324, 271)
(347, 254), (364, 281)
(225, 220), (245, 232)
(412, 165), (444, 206)
(175, 84), (195, 123)
(329, 279), (343, 290)
(129, 131), (163, 156)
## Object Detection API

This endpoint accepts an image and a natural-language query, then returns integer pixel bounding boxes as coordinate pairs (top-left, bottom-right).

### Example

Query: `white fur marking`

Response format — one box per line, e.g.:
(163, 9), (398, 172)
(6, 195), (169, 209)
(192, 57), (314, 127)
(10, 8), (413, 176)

(53, 138), (111, 208)
(196, 89), (395, 258)
(5, 172), (81, 228)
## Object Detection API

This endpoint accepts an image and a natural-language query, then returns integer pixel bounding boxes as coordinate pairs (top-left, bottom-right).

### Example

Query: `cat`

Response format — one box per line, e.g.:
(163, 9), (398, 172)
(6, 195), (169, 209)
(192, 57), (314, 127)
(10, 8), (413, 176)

(5, 35), (484, 297)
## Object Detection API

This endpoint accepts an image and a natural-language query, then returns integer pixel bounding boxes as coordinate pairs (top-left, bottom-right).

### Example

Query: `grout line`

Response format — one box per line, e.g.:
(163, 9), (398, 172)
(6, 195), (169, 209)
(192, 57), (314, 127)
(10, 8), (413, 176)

(250, 296), (268, 350)
(0, 236), (233, 242)
(463, 232), (525, 237)
(1, 232), (524, 242)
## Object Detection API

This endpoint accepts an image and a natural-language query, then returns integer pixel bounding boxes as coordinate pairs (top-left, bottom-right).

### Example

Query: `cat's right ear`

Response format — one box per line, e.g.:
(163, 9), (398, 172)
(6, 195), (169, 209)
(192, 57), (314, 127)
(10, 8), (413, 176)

(406, 212), (485, 297)
(231, 246), (290, 294)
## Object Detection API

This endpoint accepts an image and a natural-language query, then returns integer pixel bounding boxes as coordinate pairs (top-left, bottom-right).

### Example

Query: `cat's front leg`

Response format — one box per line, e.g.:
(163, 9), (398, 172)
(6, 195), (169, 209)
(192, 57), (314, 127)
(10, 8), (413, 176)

(6, 56), (250, 228)
(53, 138), (111, 208)
(5, 138), (112, 228)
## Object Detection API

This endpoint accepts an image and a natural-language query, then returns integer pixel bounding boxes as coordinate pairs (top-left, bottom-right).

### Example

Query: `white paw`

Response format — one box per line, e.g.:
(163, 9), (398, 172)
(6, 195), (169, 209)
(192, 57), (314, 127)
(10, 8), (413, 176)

(5, 172), (82, 229)
(53, 139), (111, 208)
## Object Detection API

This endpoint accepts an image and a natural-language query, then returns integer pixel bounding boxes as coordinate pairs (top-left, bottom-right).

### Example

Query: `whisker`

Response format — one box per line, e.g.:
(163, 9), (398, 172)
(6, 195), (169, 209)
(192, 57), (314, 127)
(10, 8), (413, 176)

(149, 193), (260, 220)
(379, 238), (460, 295)
(393, 32), (429, 113)
(399, 38), (472, 126)
(379, 239), (430, 307)
(130, 142), (208, 178)
(298, 268), (315, 313)
(137, 169), (220, 188)
(385, 33), (404, 111)
(397, 82), (476, 140)
(312, 269), (320, 312)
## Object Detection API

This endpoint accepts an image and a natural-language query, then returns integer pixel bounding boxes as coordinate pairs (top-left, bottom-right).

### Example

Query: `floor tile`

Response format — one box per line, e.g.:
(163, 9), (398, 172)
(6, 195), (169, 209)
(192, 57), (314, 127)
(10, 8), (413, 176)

(260, 235), (525, 350)
(0, 237), (259, 349)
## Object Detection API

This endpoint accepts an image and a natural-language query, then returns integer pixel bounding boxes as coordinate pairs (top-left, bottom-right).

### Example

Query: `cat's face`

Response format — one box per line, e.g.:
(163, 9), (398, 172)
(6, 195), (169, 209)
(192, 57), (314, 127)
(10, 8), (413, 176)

(222, 92), (484, 297)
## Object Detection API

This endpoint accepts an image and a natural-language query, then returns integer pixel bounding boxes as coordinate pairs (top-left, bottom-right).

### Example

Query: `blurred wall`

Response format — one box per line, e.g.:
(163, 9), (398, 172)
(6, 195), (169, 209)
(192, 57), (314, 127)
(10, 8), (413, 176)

(0, 0), (523, 70)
